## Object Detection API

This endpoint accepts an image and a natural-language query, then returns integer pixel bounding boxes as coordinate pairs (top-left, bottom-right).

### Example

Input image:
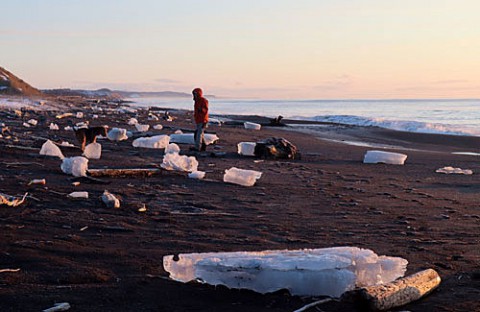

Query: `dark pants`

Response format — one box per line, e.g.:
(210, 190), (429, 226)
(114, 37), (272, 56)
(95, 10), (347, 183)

(194, 123), (206, 150)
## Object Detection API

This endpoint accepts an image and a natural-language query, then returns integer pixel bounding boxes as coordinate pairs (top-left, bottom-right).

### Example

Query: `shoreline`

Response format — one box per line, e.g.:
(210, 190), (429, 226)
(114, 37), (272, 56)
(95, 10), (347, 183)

(1, 96), (480, 311)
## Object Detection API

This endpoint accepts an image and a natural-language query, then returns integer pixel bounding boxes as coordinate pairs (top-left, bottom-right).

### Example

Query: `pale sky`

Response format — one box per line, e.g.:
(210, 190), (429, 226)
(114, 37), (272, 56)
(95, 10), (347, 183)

(1, 0), (480, 99)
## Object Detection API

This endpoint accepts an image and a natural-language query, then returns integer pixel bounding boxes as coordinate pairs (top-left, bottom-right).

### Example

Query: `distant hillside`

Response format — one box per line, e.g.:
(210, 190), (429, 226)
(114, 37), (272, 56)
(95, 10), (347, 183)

(0, 67), (43, 96)
(43, 88), (214, 99)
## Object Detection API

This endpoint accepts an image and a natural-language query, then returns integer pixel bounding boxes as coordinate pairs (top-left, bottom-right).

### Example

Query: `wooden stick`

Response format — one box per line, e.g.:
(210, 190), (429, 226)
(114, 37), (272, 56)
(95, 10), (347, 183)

(88, 168), (162, 177)
(293, 298), (333, 312)
(353, 269), (441, 311)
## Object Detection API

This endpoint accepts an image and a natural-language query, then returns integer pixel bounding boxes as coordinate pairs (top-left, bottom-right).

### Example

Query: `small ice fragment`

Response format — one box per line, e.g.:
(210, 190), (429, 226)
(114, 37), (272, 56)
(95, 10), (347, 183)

(244, 121), (261, 130)
(92, 114), (99, 119)
(223, 167), (262, 186)
(68, 191), (88, 199)
(165, 143), (180, 154)
(64, 126), (73, 131)
(27, 119), (38, 126)
(135, 123), (150, 132)
(83, 142), (102, 159)
(161, 153), (198, 172)
(132, 135), (170, 149)
(42, 302), (71, 312)
(188, 171), (206, 179)
(363, 150), (407, 165)
(23, 122), (30, 128)
(49, 123), (59, 130)
(107, 127), (128, 141)
(61, 156), (88, 177)
(128, 118), (138, 125)
(60, 141), (75, 147)
(174, 129), (183, 134)
(153, 124), (163, 130)
(436, 166), (473, 175)
(40, 140), (65, 159)
(101, 190), (120, 208)
(237, 142), (256, 156)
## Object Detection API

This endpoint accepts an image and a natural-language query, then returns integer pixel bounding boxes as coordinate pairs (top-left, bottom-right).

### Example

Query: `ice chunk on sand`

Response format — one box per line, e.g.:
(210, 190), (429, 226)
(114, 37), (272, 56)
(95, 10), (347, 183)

(68, 191), (88, 199)
(363, 150), (407, 165)
(49, 123), (59, 130)
(132, 135), (170, 149)
(127, 117), (138, 125)
(153, 124), (163, 130)
(107, 127), (128, 141)
(40, 140), (65, 159)
(135, 123), (150, 132)
(83, 142), (102, 159)
(163, 247), (408, 298)
(27, 119), (38, 126)
(61, 156), (88, 177)
(436, 166), (473, 175)
(161, 153), (198, 172)
(188, 171), (206, 179)
(165, 143), (181, 154)
(76, 112), (84, 118)
(237, 142), (256, 156)
(223, 167), (262, 186)
(244, 121), (261, 130)
(170, 133), (219, 145)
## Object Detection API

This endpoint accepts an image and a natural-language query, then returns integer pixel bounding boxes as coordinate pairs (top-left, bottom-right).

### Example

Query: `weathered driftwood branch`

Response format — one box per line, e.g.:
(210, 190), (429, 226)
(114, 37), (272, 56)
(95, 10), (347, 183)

(347, 268), (441, 311)
(87, 168), (162, 177)
(0, 192), (28, 207)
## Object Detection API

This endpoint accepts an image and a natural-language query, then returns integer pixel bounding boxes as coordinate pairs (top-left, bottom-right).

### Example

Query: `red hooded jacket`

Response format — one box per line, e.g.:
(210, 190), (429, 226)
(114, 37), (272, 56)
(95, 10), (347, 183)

(193, 88), (209, 124)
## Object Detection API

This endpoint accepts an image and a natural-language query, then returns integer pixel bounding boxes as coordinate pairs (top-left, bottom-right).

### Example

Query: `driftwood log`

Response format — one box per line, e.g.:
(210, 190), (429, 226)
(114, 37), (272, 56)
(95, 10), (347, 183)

(87, 168), (162, 177)
(345, 268), (441, 311)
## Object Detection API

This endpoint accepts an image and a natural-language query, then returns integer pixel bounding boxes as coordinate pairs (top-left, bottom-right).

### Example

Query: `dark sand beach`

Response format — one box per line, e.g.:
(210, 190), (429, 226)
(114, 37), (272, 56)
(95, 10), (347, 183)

(1, 96), (480, 311)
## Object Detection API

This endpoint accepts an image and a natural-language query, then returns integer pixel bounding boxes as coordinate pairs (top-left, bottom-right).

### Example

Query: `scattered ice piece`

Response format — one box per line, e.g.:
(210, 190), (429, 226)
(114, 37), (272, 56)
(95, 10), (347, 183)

(135, 123), (150, 132)
(436, 166), (473, 175)
(101, 190), (120, 208)
(107, 127), (128, 141)
(363, 150), (407, 165)
(188, 171), (206, 179)
(117, 106), (137, 114)
(76, 112), (84, 118)
(163, 247), (408, 298)
(23, 122), (31, 128)
(170, 133), (219, 145)
(49, 123), (59, 130)
(223, 167), (262, 187)
(83, 142), (102, 159)
(61, 156), (88, 177)
(64, 126), (73, 131)
(153, 124), (163, 130)
(161, 153), (198, 172)
(128, 117), (138, 125)
(244, 121), (261, 130)
(237, 142), (257, 156)
(132, 135), (170, 149)
(165, 143), (181, 154)
(92, 114), (99, 119)
(68, 191), (88, 199)
(40, 140), (65, 159)
(28, 179), (46, 185)
(174, 129), (183, 134)
(42, 302), (71, 312)
(27, 119), (38, 126)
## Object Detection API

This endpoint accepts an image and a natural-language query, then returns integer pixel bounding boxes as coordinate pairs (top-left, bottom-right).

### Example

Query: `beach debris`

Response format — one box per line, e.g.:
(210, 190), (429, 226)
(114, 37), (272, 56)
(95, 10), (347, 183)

(83, 142), (102, 159)
(67, 191), (88, 199)
(61, 156), (89, 177)
(161, 152), (198, 172)
(237, 142), (256, 156)
(244, 121), (261, 130)
(49, 123), (59, 130)
(363, 150), (408, 165)
(92, 114), (99, 119)
(132, 134), (170, 149)
(56, 112), (73, 119)
(28, 178), (46, 186)
(135, 123), (150, 132)
(0, 192), (28, 207)
(72, 181), (80, 186)
(75, 112), (83, 118)
(101, 190), (120, 208)
(223, 167), (262, 187)
(42, 302), (71, 312)
(88, 168), (162, 177)
(40, 140), (65, 159)
(107, 127), (128, 141)
(23, 122), (31, 128)
(0, 268), (21, 273)
(80, 226), (88, 231)
(127, 117), (138, 125)
(255, 137), (298, 159)
(138, 204), (147, 212)
(436, 166), (473, 175)
(153, 124), (163, 130)
(27, 119), (38, 126)
(163, 247), (408, 298)
(165, 143), (181, 154)
(188, 171), (206, 179)
(170, 133), (219, 145)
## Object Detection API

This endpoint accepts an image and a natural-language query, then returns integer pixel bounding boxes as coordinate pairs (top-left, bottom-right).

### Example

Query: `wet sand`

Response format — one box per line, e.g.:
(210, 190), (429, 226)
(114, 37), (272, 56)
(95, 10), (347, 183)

(1, 97), (480, 311)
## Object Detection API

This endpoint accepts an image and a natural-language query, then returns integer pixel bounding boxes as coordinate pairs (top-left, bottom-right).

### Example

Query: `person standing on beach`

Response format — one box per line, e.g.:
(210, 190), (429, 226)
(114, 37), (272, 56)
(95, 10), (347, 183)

(192, 87), (209, 151)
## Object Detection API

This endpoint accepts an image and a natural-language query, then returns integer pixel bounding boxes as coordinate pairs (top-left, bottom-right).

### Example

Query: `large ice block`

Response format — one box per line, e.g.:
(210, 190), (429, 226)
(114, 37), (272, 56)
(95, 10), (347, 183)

(39, 140), (65, 159)
(170, 133), (219, 145)
(161, 153), (198, 172)
(237, 142), (256, 156)
(132, 135), (170, 149)
(163, 247), (408, 298)
(223, 167), (262, 186)
(363, 150), (407, 165)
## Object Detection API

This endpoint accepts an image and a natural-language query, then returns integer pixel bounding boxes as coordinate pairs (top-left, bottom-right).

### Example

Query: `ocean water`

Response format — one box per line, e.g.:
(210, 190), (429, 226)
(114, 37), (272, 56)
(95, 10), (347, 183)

(132, 98), (480, 137)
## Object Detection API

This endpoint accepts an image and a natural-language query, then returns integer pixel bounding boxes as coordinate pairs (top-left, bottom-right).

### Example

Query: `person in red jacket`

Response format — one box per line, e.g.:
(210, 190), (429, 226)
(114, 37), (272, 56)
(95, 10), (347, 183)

(192, 87), (209, 151)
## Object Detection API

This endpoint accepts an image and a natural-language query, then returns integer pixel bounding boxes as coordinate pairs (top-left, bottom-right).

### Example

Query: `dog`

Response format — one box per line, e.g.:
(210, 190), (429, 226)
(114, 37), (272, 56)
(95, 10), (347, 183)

(74, 126), (108, 151)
